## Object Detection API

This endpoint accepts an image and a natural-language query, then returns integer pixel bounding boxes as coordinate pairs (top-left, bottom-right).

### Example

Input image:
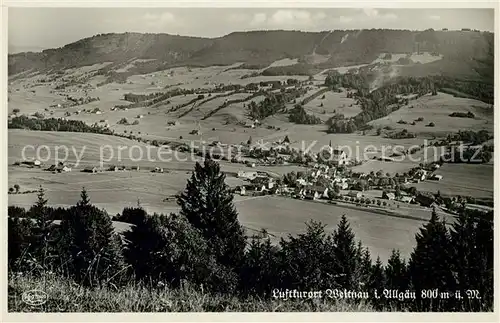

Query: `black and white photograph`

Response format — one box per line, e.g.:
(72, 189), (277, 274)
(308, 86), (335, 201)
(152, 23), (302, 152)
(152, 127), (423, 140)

(3, 2), (497, 318)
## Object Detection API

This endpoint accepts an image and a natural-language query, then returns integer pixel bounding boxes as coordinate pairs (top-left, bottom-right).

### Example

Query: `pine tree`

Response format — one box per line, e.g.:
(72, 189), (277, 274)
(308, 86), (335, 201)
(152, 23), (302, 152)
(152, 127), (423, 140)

(8, 217), (33, 272)
(408, 208), (456, 311)
(59, 188), (125, 286)
(368, 257), (386, 310)
(385, 249), (408, 309)
(177, 158), (246, 271)
(279, 221), (331, 290)
(450, 209), (493, 311)
(332, 215), (359, 289)
(240, 230), (280, 297)
(385, 249), (408, 291)
(29, 186), (55, 271)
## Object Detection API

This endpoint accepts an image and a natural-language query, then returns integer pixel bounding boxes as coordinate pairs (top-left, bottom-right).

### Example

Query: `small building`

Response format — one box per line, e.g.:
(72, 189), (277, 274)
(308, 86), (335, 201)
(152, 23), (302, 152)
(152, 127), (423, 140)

(415, 192), (436, 207)
(238, 186), (246, 196)
(167, 121), (177, 126)
(237, 171), (258, 180)
(131, 166), (140, 171)
(59, 165), (71, 172)
(152, 167), (164, 173)
(109, 166), (119, 172)
(429, 174), (443, 181)
(310, 186), (329, 200)
(400, 196), (414, 204)
(137, 115), (144, 119)
(83, 166), (98, 173)
(347, 191), (362, 199)
(330, 148), (348, 166)
(382, 192), (396, 200)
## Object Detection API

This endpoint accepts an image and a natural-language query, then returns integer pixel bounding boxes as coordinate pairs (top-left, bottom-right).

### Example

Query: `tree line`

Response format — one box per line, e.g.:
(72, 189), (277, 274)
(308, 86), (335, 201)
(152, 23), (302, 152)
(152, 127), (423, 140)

(8, 159), (493, 311)
(8, 115), (113, 135)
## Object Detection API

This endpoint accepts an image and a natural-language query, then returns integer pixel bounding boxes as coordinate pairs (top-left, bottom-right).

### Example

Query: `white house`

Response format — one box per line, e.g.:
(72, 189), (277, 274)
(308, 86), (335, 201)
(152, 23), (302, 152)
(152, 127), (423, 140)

(330, 147), (348, 166)
(237, 171), (258, 180)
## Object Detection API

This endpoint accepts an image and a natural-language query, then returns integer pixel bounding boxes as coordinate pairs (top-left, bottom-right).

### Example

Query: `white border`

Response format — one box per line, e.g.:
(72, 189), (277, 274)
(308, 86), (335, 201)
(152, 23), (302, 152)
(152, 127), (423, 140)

(1, 1), (498, 322)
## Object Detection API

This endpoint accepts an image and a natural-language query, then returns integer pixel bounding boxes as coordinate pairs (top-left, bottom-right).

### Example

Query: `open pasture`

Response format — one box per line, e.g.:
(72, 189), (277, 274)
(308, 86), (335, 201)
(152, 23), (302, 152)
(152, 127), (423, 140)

(302, 89), (361, 121)
(412, 163), (493, 198)
(236, 195), (427, 263)
(369, 92), (493, 136)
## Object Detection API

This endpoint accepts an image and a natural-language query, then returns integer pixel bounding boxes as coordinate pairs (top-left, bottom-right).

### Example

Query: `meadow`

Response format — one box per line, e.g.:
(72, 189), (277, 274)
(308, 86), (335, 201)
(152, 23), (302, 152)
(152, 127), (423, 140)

(8, 58), (494, 267)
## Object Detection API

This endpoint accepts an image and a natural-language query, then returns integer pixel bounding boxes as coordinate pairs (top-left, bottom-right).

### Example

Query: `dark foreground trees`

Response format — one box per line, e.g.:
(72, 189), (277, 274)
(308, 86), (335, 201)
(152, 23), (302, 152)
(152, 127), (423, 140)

(7, 160), (494, 311)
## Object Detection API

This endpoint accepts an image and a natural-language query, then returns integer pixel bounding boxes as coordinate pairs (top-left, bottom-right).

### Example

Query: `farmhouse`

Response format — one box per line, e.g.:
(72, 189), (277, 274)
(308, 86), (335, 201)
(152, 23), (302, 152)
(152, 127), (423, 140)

(429, 174), (443, 181)
(131, 166), (140, 171)
(400, 196), (414, 204)
(238, 171), (258, 180)
(83, 167), (99, 173)
(415, 192), (436, 207)
(347, 191), (362, 199)
(59, 165), (71, 172)
(108, 166), (119, 172)
(382, 192), (396, 200)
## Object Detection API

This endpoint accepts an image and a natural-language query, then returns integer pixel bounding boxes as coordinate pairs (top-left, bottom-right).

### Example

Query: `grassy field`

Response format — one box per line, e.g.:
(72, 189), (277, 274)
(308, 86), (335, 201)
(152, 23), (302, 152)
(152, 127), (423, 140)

(302, 89), (361, 121)
(236, 196), (428, 263)
(412, 163), (494, 198)
(369, 92), (493, 136)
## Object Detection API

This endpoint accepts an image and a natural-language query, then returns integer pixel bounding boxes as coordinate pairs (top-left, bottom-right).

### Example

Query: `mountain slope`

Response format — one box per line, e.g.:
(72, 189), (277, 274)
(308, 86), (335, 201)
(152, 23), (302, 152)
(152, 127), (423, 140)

(8, 29), (494, 84)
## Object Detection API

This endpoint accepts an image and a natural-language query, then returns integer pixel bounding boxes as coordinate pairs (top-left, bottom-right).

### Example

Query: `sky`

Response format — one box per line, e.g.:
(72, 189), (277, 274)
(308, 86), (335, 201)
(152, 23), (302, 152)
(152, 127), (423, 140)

(8, 8), (495, 53)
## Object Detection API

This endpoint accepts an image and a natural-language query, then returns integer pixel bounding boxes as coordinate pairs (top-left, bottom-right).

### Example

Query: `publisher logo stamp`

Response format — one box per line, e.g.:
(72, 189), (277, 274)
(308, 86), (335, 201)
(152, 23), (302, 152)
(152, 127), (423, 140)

(22, 289), (48, 306)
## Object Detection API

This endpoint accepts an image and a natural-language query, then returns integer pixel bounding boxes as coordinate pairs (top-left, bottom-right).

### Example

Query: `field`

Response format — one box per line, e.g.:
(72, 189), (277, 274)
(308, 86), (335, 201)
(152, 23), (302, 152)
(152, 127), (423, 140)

(236, 196), (428, 263)
(369, 92), (493, 136)
(8, 58), (495, 267)
(412, 163), (494, 198)
(302, 89), (361, 121)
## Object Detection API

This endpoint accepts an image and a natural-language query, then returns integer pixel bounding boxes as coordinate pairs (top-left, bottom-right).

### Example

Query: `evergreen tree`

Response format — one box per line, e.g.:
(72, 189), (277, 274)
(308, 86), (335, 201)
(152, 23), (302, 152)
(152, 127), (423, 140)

(8, 217), (33, 272)
(240, 230), (280, 297)
(59, 188), (125, 286)
(177, 158), (246, 271)
(279, 221), (333, 291)
(385, 249), (408, 309)
(332, 215), (360, 289)
(450, 209), (493, 311)
(385, 249), (408, 291)
(29, 186), (55, 270)
(408, 208), (456, 311)
(368, 257), (386, 310)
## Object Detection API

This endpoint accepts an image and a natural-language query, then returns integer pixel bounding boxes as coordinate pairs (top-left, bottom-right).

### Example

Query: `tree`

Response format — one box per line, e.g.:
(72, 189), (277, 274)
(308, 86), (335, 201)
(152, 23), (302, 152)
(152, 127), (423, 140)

(240, 230), (280, 297)
(332, 215), (360, 289)
(29, 186), (55, 270)
(408, 208), (456, 311)
(368, 257), (386, 310)
(247, 136), (253, 146)
(8, 217), (33, 272)
(59, 188), (125, 286)
(450, 209), (493, 311)
(177, 159), (246, 272)
(13, 184), (20, 193)
(279, 221), (335, 291)
(385, 249), (408, 308)
(8, 187), (14, 194)
(13, 108), (20, 114)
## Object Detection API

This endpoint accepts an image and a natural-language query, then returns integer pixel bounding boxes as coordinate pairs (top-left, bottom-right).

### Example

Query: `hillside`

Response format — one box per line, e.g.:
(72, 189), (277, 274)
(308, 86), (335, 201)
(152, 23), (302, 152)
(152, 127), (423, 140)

(8, 29), (494, 84)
